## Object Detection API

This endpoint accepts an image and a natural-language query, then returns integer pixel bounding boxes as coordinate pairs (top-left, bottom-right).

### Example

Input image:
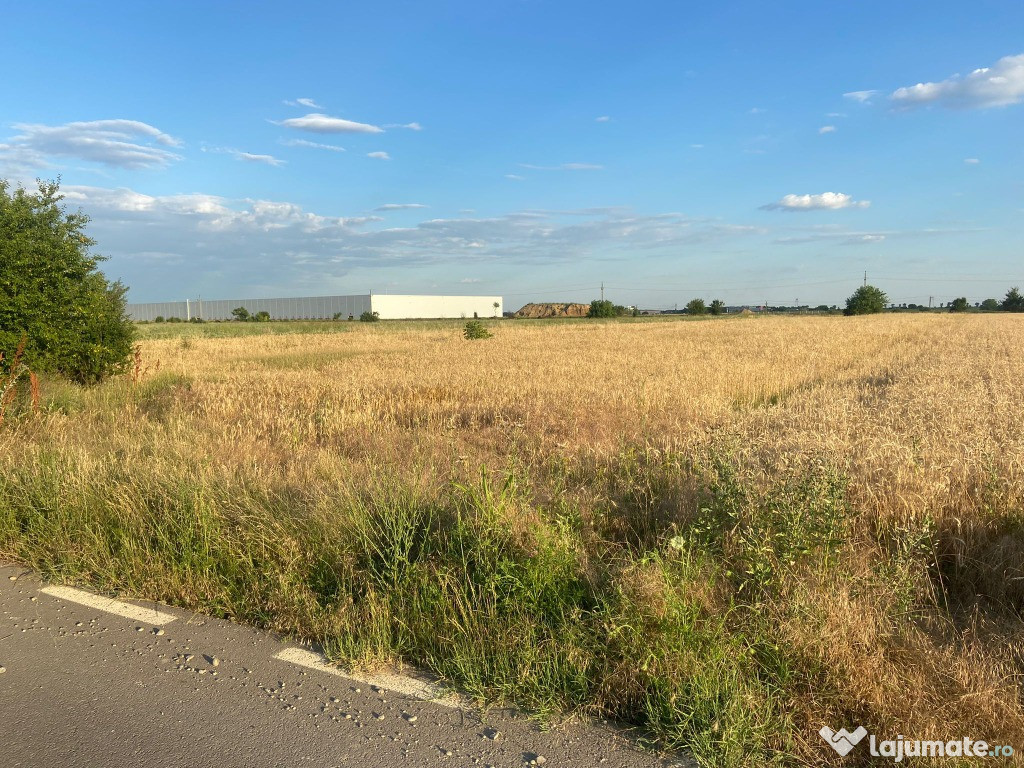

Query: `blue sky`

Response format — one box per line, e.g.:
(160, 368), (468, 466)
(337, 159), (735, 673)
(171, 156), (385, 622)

(2, 1), (1022, 309)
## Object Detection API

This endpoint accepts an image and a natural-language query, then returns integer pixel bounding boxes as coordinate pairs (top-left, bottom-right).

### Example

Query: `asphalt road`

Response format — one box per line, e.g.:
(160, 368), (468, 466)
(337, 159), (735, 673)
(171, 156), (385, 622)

(0, 564), (683, 768)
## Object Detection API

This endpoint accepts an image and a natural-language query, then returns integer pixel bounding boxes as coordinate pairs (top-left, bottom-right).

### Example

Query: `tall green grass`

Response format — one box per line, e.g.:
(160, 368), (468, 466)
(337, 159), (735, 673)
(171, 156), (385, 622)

(2, 440), (964, 766)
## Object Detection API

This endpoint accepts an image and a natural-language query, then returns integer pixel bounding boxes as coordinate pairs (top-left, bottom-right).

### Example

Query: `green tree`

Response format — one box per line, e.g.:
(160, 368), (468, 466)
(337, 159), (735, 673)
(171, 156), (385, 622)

(253, 311), (271, 322)
(843, 285), (888, 316)
(980, 298), (1000, 311)
(1002, 287), (1024, 313)
(0, 178), (135, 384)
(231, 306), (251, 322)
(950, 297), (969, 313)
(709, 299), (725, 315)
(686, 298), (707, 315)
(359, 311), (380, 322)
(587, 299), (617, 318)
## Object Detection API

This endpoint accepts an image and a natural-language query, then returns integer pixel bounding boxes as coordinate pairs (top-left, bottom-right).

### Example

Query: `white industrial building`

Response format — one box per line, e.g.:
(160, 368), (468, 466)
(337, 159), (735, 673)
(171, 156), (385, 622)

(127, 293), (503, 322)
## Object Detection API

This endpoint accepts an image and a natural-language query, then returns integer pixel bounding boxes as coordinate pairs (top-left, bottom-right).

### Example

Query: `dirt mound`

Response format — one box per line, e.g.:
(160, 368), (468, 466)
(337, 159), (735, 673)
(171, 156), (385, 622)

(739, 308), (755, 316)
(514, 302), (591, 319)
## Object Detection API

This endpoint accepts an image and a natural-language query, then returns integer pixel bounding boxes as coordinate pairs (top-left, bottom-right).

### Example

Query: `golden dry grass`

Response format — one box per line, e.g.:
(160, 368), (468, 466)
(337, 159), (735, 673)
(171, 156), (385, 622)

(3, 312), (1023, 766)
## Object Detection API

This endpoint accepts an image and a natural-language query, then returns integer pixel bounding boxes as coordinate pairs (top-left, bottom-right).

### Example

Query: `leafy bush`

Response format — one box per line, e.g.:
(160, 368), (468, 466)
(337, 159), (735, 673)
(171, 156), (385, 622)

(981, 298), (1000, 311)
(463, 320), (492, 339)
(231, 307), (251, 322)
(950, 297), (969, 313)
(709, 299), (725, 315)
(844, 285), (888, 315)
(253, 311), (271, 322)
(154, 316), (165, 324)
(686, 298), (707, 315)
(0, 179), (135, 384)
(189, 316), (206, 324)
(359, 311), (380, 323)
(588, 299), (617, 318)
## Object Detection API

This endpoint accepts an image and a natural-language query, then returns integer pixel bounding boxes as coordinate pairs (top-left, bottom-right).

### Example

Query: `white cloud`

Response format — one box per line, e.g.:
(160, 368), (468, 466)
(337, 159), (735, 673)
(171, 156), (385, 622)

(367, 151), (391, 160)
(843, 90), (878, 103)
(761, 192), (870, 211)
(280, 138), (346, 152)
(459, 277), (482, 283)
(595, 116), (611, 122)
(205, 146), (285, 166)
(375, 203), (428, 211)
(66, 185), (760, 298)
(234, 151), (285, 166)
(826, 112), (847, 118)
(891, 53), (1024, 109)
(749, 107), (766, 114)
(519, 162), (603, 171)
(278, 113), (383, 134)
(0, 119), (182, 171)
(383, 122), (422, 130)
(964, 157), (980, 164)
(819, 125), (836, 134)
(505, 174), (525, 181)
(285, 98), (323, 109)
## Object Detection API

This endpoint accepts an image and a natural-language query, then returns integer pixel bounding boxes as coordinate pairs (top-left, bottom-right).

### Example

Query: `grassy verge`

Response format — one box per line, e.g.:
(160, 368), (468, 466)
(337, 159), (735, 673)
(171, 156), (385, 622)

(2, 436), (1019, 766)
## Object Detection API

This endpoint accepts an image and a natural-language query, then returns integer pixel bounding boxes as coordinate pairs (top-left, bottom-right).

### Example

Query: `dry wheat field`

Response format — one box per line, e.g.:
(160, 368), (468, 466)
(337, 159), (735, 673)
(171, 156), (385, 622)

(2, 313), (1023, 766)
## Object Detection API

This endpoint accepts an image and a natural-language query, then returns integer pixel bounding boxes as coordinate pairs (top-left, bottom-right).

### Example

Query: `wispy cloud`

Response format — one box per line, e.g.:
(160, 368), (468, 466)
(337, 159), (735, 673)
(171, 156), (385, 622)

(234, 151), (285, 166)
(0, 119), (182, 171)
(819, 125), (836, 134)
(519, 162), (603, 171)
(383, 122), (422, 130)
(278, 113), (383, 134)
(749, 107), (766, 115)
(891, 53), (1024, 109)
(762, 192), (870, 211)
(280, 138), (346, 152)
(205, 146), (285, 166)
(595, 116), (611, 122)
(367, 151), (391, 160)
(843, 90), (878, 103)
(284, 97), (323, 109)
(375, 203), (428, 211)
(66, 185), (761, 298)
(505, 174), (525, 181)
(964, 157), (981, 164)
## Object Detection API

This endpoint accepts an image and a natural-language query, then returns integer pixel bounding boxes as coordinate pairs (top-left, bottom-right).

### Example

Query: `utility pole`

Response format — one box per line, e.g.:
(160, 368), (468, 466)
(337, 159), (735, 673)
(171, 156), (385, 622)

(186, 298), (190, 322)
(928, 296), (933, 308)
(863, 271), (867, 287)
(600, 282), (604, 302)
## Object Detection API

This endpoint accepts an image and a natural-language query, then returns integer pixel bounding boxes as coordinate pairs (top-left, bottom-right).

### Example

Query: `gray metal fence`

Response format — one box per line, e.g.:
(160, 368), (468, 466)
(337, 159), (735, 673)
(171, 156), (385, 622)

(127, 294), (373, 322)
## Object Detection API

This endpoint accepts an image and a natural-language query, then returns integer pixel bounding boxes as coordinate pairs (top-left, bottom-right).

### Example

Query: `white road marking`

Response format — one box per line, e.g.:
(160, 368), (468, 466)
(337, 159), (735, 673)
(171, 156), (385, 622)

(273, 647), (458, 707)
(39, 585), (177, 625)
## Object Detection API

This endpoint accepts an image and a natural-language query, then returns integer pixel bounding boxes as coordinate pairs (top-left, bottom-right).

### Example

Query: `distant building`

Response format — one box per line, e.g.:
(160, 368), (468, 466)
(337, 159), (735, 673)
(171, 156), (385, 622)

(126, 294), (503, 322)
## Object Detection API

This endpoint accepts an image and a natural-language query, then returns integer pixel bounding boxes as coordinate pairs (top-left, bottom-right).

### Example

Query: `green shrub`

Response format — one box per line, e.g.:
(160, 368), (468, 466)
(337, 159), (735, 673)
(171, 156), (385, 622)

(359, 311), (380, 323)
(253, 311), (271, 323)
(231, 307), (251, 322)
(463, 320), (492, 339)
(844, 285), (888, 315)
(686, 298), (708, 315)
(0, 179), (135, 384)
(154, 316), (165, 324)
